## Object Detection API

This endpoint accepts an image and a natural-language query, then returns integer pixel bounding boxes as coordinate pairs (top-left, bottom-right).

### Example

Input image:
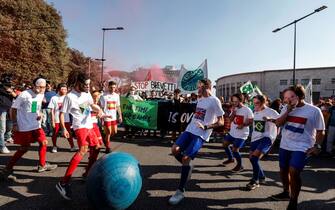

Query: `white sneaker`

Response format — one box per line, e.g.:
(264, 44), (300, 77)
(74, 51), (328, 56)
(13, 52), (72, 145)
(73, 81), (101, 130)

(168, 189), (185, 205)
(0, 147), (10, 154)
(51, 147), (58, 153)
(6, 138), (14, 144)
(70, 146), (79, 152)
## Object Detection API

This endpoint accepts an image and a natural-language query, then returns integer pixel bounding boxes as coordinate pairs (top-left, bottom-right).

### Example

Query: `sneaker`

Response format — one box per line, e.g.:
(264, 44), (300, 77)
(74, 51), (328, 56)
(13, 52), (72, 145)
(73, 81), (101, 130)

(5, 138), (14, 144)
(51, 146), (58, 153)
(70, 146), (79, 152)
(222, 159), (234, 166)
(56, 182), (72, 200)
(271, 191), (290, 201)
(0, 168), (16, 182)
(246, 180), (260, 190)
(168, 189), (185, 205)
(37, 162), (58, 173)
(231, 165), (244, 173)
(0, 146), (10, 154)
(287, 200), (298, 210)
(259, 177), (266, 184)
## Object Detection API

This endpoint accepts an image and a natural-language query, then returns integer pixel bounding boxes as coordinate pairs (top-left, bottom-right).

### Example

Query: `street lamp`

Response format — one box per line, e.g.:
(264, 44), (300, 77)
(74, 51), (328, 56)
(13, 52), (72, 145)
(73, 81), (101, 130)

(99, 27), (124, 82)
(272, 5), (327, 86)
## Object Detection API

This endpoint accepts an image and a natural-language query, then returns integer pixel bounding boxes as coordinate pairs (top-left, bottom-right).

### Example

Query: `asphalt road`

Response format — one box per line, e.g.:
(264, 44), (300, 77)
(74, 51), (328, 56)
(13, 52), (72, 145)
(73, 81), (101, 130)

(0, 134), (334, 210)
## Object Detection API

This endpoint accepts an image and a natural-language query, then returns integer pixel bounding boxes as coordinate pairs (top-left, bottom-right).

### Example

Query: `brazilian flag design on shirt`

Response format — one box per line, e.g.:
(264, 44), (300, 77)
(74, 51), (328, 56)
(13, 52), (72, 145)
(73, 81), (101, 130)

(254, 120), (265, 133)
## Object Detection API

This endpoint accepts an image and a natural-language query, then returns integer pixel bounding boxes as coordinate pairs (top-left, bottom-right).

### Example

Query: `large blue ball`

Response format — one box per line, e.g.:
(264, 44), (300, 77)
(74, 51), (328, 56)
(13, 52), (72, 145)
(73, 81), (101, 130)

(86, 152), (142, 210)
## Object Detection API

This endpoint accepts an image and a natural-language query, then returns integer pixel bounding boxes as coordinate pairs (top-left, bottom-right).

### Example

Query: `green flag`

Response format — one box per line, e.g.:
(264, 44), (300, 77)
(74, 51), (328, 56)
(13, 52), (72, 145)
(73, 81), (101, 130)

(121, 97), (158, 129)
(240, 81), (254, 94)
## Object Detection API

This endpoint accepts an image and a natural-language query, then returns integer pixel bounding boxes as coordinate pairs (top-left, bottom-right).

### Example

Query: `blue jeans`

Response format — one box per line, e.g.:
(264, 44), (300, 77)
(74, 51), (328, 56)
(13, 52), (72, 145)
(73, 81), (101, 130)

(0, 111), (7, 148)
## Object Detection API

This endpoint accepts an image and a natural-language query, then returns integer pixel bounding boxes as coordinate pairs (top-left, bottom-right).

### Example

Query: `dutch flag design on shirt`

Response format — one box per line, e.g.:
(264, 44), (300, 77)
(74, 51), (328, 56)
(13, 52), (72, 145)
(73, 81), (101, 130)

(285, 116), (307, 134)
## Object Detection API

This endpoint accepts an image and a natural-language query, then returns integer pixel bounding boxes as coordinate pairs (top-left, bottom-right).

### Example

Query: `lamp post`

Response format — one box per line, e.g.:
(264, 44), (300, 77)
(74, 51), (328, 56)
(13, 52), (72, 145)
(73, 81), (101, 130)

(272, 5), (327, 86)
(99, 27), (124, 82)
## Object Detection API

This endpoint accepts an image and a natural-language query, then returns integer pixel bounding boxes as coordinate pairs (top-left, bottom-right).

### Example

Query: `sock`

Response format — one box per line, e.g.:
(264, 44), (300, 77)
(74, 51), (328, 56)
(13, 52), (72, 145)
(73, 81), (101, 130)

(174, 153), (183, 164)
(224, 147), (233, 160)
(250, 155), (260, 181)
(52, 124), (60, 146)
(39, 144), (47, 166)
(85, 148), (100, 175)
(233, 151), (242, 167)
(178, 165), (191, 192)
(6, 149), (27, 170)
(61, 152), (83, 184)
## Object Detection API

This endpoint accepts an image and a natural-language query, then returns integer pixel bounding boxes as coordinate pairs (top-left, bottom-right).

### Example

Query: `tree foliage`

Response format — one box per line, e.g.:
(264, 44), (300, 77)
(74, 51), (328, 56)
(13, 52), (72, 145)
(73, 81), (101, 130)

(0, 0), (101, 87)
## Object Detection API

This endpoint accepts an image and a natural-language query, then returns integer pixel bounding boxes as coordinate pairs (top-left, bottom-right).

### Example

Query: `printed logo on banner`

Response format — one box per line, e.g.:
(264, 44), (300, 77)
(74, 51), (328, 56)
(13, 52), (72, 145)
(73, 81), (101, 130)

(254, 120), (265, 133)
(181, 69), (204, 91)
(194, 107), (206, 121)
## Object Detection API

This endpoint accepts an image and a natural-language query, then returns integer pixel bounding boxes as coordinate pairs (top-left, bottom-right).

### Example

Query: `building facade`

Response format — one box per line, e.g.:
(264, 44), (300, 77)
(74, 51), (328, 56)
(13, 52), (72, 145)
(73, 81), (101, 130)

(215, 66), (335, 102)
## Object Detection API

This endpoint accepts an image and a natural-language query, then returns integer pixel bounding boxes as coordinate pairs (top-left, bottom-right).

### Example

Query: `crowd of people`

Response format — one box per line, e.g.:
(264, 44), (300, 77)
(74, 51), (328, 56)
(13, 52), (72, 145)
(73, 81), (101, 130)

(0, 72), (334, 210)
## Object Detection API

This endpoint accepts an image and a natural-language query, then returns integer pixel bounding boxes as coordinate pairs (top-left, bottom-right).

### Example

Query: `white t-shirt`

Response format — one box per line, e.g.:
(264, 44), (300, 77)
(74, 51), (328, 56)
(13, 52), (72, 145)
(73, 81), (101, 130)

(99, 92), (120, 122)
(280, 102), (325, 152)
(251, 107), (279, 142)
(48, 94), (70, 123)
(229, 105), (254, 140)
(11, 89), (44, 132)
(61, 90), (94, 130)
(186, 96), (224, 142)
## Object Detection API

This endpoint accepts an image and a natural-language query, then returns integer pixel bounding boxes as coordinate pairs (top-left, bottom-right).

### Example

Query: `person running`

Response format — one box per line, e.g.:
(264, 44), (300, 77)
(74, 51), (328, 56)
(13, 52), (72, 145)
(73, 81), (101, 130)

(168, 79), (224, 205)
(48, 83), (77, 153)
(246, 95), (279, 190)
(270, 85), (325, 210)
(99, 81), (122, 153)
(56, 71), (103, 200)
(0, 77), (57, 181)
(222, 93), (253, 172)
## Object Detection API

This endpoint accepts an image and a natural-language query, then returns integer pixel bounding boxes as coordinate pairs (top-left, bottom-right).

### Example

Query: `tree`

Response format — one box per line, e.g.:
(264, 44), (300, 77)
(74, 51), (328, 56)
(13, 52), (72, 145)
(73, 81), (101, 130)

(0, 0), (70, 84)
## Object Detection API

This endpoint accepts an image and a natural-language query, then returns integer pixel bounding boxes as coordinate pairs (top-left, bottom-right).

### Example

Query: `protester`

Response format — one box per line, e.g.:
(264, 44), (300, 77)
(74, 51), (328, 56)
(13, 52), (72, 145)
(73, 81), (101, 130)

(271, 85), (325, 210)
(0, 77), (57, 181)
(222, 93), (253, 172)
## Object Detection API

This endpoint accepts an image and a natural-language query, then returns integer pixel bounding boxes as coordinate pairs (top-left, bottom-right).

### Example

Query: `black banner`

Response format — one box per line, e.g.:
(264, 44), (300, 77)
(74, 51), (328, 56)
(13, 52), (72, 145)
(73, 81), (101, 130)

(157, 101), (196, 131)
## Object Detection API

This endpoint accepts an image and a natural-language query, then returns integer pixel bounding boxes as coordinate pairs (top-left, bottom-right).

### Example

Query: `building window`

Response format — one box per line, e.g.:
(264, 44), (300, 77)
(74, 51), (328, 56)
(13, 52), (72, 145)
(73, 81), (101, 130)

(301, 79), (309, 86)
(332, 78), (335, 84)
(231, 84), (235, 94)
(251, 81), (258, 86)
(280, 80), (287, 85)
(290, 79), (298, 85)
(237, 82), (242, 89)
(312, 79), (321, 85)
(222, 84), (225, 96)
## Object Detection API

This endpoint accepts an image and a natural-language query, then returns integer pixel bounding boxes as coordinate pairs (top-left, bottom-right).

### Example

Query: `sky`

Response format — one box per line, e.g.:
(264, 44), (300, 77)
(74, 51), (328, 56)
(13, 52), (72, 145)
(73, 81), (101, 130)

(47, 0), (335, 83)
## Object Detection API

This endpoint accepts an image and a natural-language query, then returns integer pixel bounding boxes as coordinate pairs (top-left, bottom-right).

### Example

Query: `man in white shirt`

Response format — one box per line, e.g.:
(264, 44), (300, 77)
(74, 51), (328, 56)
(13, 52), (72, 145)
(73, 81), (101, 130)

(168, 79), (224, 205)
(271, 85), (325, 210)
(222, 93), (253, 172)
(0, 77), (57, 181)
(99, 81), (122, 153)
(48, 83), (77, 153)
(56, 71), (103, 200)
(247, 95), (279, 190)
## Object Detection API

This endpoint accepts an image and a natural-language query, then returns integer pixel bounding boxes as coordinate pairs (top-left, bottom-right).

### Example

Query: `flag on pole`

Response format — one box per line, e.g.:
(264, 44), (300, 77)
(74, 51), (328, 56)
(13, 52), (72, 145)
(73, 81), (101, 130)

(178, 59), (208, 93)
(305, 81), (313, 104)
(240, 81), (254, 94)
